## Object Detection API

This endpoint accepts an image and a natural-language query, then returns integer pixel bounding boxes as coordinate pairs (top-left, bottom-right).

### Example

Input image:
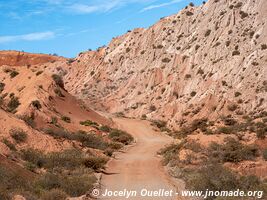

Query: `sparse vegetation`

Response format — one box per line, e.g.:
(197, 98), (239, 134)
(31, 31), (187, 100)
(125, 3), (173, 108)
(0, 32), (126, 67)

(54, 87), (65, 97)
(2, 138), (16, 151)
(109, 129), (134, 145)
(10, 128), (27, 143)
(149, 105), (157, 112)
(52, 74), (64, 88)
(227, 103), (238, 111)
(190, 91), (196, 97)
(10, 70), (19, 78)
(36, 71), (43, 76)
(208, 138), (258, 163)
(7, 96), (20, 113)
(162, 58), (171, 63)
(31, 100), (42, 110)
(205, 29), (211, 37)
(61, 116), (71, 123)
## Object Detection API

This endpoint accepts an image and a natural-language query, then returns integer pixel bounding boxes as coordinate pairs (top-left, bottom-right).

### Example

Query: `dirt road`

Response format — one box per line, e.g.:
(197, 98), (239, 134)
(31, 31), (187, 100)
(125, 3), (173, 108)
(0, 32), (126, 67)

(99, 118), (180, 200)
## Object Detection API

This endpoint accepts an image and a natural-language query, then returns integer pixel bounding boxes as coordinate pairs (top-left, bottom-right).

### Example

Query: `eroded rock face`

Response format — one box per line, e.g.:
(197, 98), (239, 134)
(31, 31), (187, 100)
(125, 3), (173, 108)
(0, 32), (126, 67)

(58, 0), (266, 129)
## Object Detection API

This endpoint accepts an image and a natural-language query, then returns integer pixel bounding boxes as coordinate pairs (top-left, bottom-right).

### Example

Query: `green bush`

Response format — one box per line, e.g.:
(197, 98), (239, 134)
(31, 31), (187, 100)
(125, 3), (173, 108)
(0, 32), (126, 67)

(109, 129), (134, 145)
(159, 142), (184, 165)
(44, 149), (84, 170)
(10, 128), (27, 143)
(31, 100), (42, 110)
(74, 131), (108, 150)
(7, 96), (20, 113)
(10, 70), (19, 78)
(83, 156), (108, 171)
(2, 139), (16, 151)
(187, 163), (239, 196)
(99, 125), (112, 132)
(21, 148), (46, 168)
(208, 138), (258, 163)
(0, 166), (33, 198)
(41, 189), (67, 200)
(80, 120), (99, 127)
(61, 116), (71, 123)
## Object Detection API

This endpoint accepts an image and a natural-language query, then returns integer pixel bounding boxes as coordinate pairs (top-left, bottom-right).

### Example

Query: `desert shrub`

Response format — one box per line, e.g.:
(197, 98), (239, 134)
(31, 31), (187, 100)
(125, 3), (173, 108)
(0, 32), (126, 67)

(44, 128), (71, 139)
(227, 104), (238, 111)
(44, 149), (84, 170)
(222, 116), (237, 126)
(151, 120), (167, 129)
(99, 125), (111, 132)
(41, 189), (67, 200)
(31, 100), (42, 110)
(7, 96), (20, 112)
(240, 11), (248, 19)
(261, 44), (267, 50)
(217, 126), (233, 134)
(186, 163), (239, 197)
(0, 82), (5, 93)
(80, 120), (99, 127)
(205, 29), (211, 37)
(51, 74), (64, 88)
(61, 116), (71, 123)
(10, 128), (27, 143)
(149, 105), (156, 112)
(109, 129), (133, 145)
(263, 149), (267, 161)
(184, 141), (202, 152)
(2, 139), (16, 151)
(141, 114), (147, 120)
(234, 91), (242, 97)
(54, 88), (65, 97)
(21, 149), (46, 168)
(126, 47), (131, 53)
(190, 91), (196, 97)
(50, 117), (58, 126)
(20, 114), (36, 128)
(0, 166), (33, 198)
(36, 173), (61, 191)
(208, 138), (258, 163)
(173, 118), (208, 138)
(256, 125), (267, 139)
(159, 142), (184, 165)
(186, 11), (193, 16)
(36, 71), (43, 76)
(185, 74), (191, 79)
(10, 70), (19, 78)
(162, 58), (171, 63)
(232, 50), (240, 56)
(74, 131), (109, 150)
(60, 174), (96, 197)
(83, 156), (108, 171)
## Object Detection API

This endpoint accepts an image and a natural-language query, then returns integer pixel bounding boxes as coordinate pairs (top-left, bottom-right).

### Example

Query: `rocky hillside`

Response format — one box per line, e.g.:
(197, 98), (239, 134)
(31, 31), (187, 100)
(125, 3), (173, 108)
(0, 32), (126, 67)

(61, 0), (266, 130)
(0, 51), (135, 199)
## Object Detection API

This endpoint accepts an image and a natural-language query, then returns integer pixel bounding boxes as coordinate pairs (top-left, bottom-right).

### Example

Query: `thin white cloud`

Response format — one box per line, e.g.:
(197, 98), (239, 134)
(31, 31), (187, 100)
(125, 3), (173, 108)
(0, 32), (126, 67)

(68, 4), (99, 14)
(141, 0), (183, 12)
(0, 31), (55, 43)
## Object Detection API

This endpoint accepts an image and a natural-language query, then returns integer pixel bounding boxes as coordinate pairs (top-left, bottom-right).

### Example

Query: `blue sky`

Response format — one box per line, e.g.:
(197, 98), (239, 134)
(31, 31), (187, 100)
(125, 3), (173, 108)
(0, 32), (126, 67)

(0, 0), (202, 58)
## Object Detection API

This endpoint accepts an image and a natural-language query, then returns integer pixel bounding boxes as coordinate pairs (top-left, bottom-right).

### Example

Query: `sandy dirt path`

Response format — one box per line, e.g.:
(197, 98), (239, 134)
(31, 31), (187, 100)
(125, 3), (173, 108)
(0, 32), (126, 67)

(99, 118), (180, 200)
